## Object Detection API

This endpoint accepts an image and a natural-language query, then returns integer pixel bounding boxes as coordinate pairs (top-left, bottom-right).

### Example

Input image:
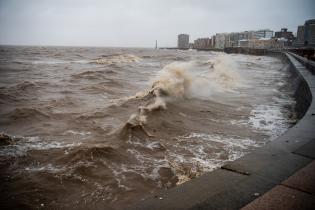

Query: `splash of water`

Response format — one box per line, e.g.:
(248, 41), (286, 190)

(123, 54), (242, 136)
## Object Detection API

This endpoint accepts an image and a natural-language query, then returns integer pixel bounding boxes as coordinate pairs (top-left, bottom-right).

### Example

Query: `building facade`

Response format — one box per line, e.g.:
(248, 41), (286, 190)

(240, 38), (285, 49)
(228, 32), (240, 47)
(177, 34), (189, 49)
(296, 25), (305, 46)
(215, 30), (273, 49)
(253, 29), (273, 39)
(193, 38), (212, 49)
(239, 31), (256, 40)
(304, 19), (315, 47)
(211, 35), (216, 48)
(214, 33), (226, 49)
(274, 28), (295, 46)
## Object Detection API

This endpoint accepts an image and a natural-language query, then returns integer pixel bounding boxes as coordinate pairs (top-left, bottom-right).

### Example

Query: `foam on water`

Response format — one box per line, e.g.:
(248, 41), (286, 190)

(168, 133), (260, 184)
(122, 132), (261, 186)
(10, 59), (90, 65)
(64, 130), (91, 136)
(24, 163), (65, 173)
(249, 104), (294, 139)
(0, 136), (81, 157)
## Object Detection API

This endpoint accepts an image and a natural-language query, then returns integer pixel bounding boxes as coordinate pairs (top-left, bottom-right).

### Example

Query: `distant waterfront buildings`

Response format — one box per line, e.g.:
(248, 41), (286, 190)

(176, 18), (314, 50)
(177, 34), (189, 49)
(239, 38), (285, 49)
(213, 29), (274, 49)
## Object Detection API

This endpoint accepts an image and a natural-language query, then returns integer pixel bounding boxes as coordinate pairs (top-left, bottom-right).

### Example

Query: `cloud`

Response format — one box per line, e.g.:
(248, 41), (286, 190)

(0, 0), (314, 47)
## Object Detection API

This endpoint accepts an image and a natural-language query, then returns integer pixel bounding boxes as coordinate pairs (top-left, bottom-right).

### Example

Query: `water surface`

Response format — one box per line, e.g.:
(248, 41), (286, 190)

(0, 46), (297, 209)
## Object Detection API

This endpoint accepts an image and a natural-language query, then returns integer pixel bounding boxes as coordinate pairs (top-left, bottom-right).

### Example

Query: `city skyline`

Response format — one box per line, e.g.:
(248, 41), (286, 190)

(0, 0), (314, 47)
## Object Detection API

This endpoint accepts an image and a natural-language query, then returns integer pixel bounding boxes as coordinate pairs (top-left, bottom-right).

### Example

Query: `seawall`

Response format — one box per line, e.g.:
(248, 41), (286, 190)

(128, 52), (315, 210)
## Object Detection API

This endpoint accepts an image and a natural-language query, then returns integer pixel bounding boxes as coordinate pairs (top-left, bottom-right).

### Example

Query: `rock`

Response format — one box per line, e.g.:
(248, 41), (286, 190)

(0, 133), (13, 146)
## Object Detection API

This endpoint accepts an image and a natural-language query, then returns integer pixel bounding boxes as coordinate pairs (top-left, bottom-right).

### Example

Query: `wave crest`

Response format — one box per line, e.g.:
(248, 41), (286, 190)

(117, 54), (242, 138)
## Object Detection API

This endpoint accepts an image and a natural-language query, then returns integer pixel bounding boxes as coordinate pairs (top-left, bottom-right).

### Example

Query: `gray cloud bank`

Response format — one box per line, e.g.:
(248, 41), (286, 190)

(0, 0), (314, 47)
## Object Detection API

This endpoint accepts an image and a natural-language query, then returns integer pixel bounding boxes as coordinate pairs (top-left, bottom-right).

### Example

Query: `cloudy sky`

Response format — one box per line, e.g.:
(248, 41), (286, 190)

(0, 0), (314, 47)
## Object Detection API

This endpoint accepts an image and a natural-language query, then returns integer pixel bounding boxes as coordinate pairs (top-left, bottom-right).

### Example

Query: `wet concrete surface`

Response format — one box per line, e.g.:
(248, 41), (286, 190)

(242, 161), (315, 210)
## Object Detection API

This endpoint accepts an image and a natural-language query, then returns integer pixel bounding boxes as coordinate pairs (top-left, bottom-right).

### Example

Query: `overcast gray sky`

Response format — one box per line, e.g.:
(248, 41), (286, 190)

(0, 0), (314, 47)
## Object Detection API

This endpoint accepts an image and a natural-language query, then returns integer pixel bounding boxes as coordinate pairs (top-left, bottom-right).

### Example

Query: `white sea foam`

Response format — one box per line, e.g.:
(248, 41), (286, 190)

(119, 132), (260, 186)
(166, 132), (260, 184)
(13, 59), (89, 65)
(0, 136), (81, 157)
(64, 130), (91, 136)
(24, 163), (65, 173)
(151, 54), (242, 100)
(249, 104), (291, 139)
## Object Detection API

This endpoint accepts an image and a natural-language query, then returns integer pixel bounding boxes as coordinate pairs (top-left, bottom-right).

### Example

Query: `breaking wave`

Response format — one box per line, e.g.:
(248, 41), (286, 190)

(119, 55), (243, 137)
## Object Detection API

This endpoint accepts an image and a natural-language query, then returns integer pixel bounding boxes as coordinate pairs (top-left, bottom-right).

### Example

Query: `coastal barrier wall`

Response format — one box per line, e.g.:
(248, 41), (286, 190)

(268, 51), (312, 119)
(287, 51), (315, 74)
(128, 51), (315, 210)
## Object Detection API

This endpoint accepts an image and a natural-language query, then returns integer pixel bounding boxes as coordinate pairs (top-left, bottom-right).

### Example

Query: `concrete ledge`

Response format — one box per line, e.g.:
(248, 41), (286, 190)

(287, 52), (315, 74)
(128, 52), (315, 210)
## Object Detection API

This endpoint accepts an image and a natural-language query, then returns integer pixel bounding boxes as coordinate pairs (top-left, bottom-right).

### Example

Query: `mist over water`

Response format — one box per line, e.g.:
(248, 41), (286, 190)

(0, 46), (297, 209)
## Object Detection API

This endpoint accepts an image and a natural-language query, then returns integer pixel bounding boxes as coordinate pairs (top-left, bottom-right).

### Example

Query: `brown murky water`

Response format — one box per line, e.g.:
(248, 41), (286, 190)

(0, 46), (297, 209)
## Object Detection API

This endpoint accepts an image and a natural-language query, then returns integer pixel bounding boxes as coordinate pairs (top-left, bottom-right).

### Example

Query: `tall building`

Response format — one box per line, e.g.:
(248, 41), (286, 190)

(296, 25), (305, 46)
(304, 19), (315, 47)
(275, 28), (295, 46)
(177, 34), (189, 49)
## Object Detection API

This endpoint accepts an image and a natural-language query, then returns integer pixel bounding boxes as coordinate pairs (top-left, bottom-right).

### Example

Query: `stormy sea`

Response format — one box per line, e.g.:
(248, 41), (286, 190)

(0, 46), (297, 209)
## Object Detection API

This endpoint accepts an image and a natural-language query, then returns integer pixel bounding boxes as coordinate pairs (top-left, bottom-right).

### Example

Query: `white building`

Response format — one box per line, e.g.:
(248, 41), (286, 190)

(215, 33), (227, 49)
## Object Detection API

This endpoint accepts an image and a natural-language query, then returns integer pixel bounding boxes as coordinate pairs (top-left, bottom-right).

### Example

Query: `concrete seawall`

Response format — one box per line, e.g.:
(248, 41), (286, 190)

(128, 52), (315, 210)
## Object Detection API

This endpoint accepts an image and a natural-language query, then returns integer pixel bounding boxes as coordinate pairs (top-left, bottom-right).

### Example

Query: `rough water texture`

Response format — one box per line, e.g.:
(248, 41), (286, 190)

(0, 46), (297, 210)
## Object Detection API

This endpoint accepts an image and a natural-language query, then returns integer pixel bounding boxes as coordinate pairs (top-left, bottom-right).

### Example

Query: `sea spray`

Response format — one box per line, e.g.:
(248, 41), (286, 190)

(121, 54), (243, 136)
